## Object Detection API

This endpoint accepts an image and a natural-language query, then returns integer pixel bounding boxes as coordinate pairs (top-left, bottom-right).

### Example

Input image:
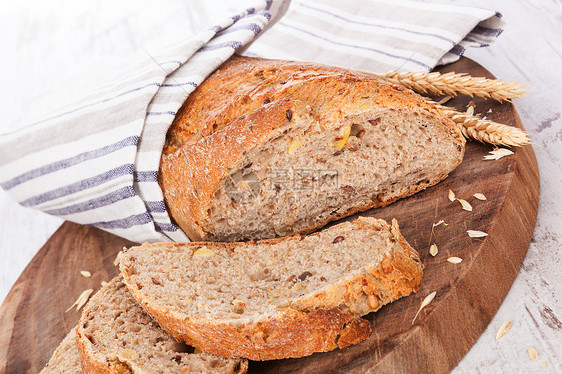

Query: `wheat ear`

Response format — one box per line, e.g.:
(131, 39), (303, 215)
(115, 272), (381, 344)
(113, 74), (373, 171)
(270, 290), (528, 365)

(426, 99), (530, 146)
(371, 71), (527, 102)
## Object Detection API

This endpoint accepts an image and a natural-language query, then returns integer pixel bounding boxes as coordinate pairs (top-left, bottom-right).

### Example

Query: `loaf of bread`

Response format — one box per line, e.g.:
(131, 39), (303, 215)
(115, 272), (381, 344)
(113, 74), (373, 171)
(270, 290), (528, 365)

(75, 276), (247, 373)
(40, 328), (81, 374)
(120, 217), (423, 360)
(160, 56), (465, 242)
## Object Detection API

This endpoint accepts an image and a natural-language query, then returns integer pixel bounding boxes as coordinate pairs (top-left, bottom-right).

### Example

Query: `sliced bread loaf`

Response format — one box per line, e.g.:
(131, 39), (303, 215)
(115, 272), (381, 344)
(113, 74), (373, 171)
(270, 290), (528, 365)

(120, 217), (423, 360)
(75, 276), (247, 373)
(160, 56), (465, 241)
(40, 328), (81, 374)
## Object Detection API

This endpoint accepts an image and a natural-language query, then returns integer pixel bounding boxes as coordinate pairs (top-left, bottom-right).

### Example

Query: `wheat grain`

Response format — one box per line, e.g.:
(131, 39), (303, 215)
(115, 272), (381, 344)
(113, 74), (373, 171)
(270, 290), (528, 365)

(427, 99), (531, 147)
(495, 320), (512, 339)
(429, 244), (438, 257)
(66, 289), (94, 312)
(412, 291), (437, 324)
(447, 257), (463, 264)
(484, 148), (515, 160)
(374, 70), (527, 102)
(467, 230), (488, 238)
(448, 189), (456, 202)
(528, 347), (538, 360)
(457, 199), (473, 211)
(114, 250), (124, 266)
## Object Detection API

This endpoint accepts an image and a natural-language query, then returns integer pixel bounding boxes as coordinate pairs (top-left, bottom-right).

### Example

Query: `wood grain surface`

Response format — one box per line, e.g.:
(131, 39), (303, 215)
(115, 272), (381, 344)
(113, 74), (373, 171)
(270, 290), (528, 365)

(0, 58), (539, 374)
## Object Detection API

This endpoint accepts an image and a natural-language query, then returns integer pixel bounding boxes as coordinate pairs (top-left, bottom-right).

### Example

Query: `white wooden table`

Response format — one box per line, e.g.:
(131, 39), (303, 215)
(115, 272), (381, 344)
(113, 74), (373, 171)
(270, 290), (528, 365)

(1, 0), (560, 372)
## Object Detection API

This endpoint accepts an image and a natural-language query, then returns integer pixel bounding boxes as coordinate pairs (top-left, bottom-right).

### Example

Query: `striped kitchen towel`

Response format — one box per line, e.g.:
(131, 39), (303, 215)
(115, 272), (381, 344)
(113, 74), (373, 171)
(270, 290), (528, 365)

(0, 0), (504, 243)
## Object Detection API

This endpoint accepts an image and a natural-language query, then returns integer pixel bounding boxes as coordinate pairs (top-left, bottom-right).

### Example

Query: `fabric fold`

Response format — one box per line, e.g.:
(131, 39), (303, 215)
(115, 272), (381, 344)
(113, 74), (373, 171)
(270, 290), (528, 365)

(0, 0), (505, 243)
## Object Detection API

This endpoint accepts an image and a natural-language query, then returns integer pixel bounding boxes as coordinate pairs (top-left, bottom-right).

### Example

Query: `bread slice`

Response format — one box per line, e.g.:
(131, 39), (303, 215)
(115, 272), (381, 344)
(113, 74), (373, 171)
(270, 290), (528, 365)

(120, 217), (423, 360)
(40, 328), (81, 374)
(75, 276), (247, 373)
(160, 56), (465, 241)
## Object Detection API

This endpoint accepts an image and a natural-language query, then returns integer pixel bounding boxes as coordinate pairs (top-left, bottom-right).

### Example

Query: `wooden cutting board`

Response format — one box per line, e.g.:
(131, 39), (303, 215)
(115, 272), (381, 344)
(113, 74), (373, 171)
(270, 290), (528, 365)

(0, 57), (539, 374)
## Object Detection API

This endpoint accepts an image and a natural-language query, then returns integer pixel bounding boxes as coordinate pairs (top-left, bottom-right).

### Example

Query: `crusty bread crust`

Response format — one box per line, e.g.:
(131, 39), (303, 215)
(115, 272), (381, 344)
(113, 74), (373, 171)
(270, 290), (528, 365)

(159, 56), (465, 241)
(160, 98), (310, 241)
(76, 277), (248, 374)
(120, 218), (423, 360)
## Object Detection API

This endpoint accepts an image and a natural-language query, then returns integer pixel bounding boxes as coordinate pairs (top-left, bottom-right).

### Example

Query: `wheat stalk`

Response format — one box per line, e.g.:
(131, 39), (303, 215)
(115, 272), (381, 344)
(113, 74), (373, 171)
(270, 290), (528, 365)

(371, 71), (527, 102)
(426, 99), (531, 146)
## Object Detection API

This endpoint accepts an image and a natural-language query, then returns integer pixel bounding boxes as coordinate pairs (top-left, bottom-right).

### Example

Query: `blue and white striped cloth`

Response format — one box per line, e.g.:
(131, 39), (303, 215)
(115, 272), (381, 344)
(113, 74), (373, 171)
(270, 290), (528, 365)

(0, 0), (504, 243)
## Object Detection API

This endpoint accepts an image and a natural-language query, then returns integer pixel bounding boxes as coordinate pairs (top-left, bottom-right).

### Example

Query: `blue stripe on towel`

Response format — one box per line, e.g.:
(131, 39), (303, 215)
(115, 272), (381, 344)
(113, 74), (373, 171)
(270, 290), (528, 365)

(1, 136), (139, 190)
(20, 164), (135, 207)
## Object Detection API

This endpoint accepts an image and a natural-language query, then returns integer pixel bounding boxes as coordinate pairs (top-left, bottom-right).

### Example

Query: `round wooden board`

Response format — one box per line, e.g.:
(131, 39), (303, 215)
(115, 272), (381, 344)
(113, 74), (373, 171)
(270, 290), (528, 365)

(0, 57), (539, 374)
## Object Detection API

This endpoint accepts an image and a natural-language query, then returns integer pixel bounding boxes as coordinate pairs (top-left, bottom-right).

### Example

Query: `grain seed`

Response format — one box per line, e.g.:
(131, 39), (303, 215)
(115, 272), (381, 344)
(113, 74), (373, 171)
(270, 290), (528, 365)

(457, 198), (473, 211)
(528, 347), (538, 360)
(432, 220), (447, 228)
(484, 148), (514, 160)
(412, 291), (436, 324)
(193, 248), (215, 258)
(473, 193), (487, 200)
(429, 244), (438, 256)
(495, 320), (512, 339)
(467, 230), (488, 238)
(447, 257), (463, 264)
(66, 289), (94, 312)
(114, 250), (124, 266)
(448, 189), (456, 202)
(80, 270), (91, 278)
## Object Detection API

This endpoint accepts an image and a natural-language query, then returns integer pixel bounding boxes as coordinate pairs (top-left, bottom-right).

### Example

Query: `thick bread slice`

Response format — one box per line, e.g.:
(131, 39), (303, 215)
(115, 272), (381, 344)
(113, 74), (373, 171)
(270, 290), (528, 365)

(160, 56), (465, 242)
(40, 328), (81, 374)
(120, 217), (423, 360)
(75, 276), (247, 374)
